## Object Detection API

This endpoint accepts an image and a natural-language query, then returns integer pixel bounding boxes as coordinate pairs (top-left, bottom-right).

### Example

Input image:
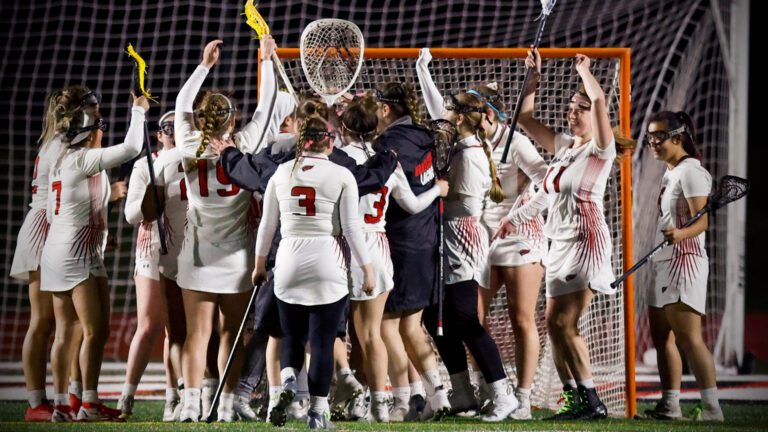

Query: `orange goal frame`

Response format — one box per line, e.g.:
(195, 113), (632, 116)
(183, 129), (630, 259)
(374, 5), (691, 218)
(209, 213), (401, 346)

(267, 47), (635, 418)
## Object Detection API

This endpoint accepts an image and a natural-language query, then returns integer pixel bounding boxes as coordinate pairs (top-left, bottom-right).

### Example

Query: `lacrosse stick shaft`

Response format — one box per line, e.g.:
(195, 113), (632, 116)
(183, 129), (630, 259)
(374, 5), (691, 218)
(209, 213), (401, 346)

(205, 281), (263, 422)
(500, 12), (551, 164)
(141, 123), (168, 255)
(270, 52), (298, 104)
(437, 198), (445, 336)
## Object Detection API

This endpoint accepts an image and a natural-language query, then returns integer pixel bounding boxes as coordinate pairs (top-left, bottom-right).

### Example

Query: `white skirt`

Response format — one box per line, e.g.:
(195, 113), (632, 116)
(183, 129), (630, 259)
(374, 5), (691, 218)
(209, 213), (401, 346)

(545, 236), (614, 298)
(445, 216), (488, 285)
(478, 220), (547, 288)
(134, 258), (160, 280)
(349, 231), (394, 301)
(176, 227), (254, 294)
(273, 236), (350, 306)
(40, 227), (108, 293)
(158, 231), (184, 281)
(9, 208), (49, 281)
(649, 256), (709, 315)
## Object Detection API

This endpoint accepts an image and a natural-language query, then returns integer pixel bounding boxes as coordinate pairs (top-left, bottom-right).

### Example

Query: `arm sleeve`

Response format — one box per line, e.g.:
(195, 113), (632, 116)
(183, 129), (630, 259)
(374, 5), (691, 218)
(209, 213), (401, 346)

(235, 60), (277, 154)
(506, 187), (548, 224)
(510, 132), (548, 186)
(391, 165), (440, 214)
(124, 159), (150, 224)
(330, 147), (398, 196)
(175, 65), (210, 158)
(255, 175), (280, 257)
(681, 164), (712, 198)
(339, 172), (371, 267)
(77, 106), (146, 176)
(219, 146), (273, 193)
(415, 56), (447, 120)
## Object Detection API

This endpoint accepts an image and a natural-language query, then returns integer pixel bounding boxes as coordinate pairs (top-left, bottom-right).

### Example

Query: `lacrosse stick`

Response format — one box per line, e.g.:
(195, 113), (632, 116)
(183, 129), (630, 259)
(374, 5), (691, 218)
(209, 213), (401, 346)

(300, 19), (365, 107)
(430, 118), (458, 337)
(500, 0), (557, 163)
(126, 43), (168, 255)
(243, 0), (298, 104)
(205, 279), (266, 422)
(611, 175), (749, 288)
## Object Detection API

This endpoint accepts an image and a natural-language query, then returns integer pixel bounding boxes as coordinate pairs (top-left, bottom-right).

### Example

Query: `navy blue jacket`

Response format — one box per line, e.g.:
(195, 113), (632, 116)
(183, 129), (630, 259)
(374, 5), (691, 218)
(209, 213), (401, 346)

(376, 123), (438, 250)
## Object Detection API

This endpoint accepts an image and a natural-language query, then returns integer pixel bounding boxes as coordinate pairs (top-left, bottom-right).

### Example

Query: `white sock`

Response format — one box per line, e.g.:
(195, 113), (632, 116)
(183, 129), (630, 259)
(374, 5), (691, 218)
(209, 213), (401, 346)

(488, 378), (510, 398)
(280, 367), (298, 385)
(82, 390), (99, 404)
(578, 378), (595, 389)
(122, 383), (137, 397)
(219, 392), (234, 411)
(372, 391), (388, 405)
(54, 393), (69, 407)
(563, 379), (577, 389)
(184, 388), (201, 409)
(269, 386), (282, 400)
(392, 386), (410, 408)
(662, 389), (680, 405)
(449, 371), (473, 394)
(202, 378), (218, 391)
(420, 369), (443, 396)
(470, 370), (484, 386)
(410, 380), (425, 398)
(68, 381), (82, 398)
(700, 387), (721, 411)
(166, 388), (179, 401)
(309, 395), (329, 415)
(28, 389), (46, 408)
(338, 368), (362, 389)
(297, 367), (310, 399)
(516, 387), (531, 402)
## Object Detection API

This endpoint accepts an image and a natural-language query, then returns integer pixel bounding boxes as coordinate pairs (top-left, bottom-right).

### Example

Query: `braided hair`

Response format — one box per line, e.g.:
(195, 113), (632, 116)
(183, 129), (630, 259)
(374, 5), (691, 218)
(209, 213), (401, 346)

(39, 85), (92, 146)
(340, 94), (378, 156)
(188, 92), (236, 171)
(377, 82), (423, 126)
(452, 92), (504, 203)
(292, 116), (334, 173)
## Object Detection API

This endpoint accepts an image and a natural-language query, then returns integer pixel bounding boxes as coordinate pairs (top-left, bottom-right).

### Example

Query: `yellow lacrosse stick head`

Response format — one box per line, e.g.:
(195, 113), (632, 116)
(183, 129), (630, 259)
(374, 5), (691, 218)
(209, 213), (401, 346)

(243, 0), (270, 40)
(125, 43), (159, 103)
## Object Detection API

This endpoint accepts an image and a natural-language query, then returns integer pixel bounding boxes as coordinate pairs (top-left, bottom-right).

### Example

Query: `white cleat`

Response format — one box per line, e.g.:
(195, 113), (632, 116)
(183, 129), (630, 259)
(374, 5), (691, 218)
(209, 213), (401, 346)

(233, 395), (257, 421)
(481, 389), (519, 422)
(420, 387), (451, 421)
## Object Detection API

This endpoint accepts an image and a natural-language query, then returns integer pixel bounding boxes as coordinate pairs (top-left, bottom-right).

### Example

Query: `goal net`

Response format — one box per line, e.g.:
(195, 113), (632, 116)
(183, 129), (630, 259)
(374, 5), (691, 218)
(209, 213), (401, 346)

(264, 47), (633, 416)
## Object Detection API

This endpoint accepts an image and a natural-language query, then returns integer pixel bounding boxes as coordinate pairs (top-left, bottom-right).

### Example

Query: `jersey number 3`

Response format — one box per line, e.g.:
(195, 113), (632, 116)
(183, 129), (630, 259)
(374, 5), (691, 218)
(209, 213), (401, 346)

(292, 186), (316, 216)
(364, 186), (389, 224)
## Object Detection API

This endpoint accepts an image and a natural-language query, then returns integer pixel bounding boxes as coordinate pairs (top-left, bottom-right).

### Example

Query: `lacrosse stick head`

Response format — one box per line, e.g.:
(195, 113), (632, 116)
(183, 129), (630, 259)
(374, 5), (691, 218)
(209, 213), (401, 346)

(243, 0), (270, 39)
(708, 175), (749, 212)
(300, 19), (365, 107)
(430, 118), (458, 176)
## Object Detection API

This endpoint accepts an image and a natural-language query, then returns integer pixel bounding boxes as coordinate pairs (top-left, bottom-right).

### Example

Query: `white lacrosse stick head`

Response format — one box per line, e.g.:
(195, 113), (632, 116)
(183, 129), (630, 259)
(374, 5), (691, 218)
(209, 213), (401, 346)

(300, 19), (365, 107)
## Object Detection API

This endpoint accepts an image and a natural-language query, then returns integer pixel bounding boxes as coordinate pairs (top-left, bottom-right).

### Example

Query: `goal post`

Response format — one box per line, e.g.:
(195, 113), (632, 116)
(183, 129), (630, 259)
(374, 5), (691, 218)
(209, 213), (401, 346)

(266, 47), (636, 418)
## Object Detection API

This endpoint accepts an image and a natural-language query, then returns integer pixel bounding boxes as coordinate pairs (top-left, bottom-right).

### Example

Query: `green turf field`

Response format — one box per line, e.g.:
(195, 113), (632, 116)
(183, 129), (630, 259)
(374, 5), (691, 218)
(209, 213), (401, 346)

(1, 401), (766, 431)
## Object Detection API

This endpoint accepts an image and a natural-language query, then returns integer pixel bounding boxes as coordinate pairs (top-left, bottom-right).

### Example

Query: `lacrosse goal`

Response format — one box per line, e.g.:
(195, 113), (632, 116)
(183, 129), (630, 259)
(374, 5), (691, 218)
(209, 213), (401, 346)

(262, 47), (635, 417)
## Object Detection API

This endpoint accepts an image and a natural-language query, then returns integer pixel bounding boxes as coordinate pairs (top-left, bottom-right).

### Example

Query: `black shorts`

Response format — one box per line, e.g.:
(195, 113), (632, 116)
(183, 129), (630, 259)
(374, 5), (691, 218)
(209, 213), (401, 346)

(384, 244), (438, 313)
(253, 273), (282, 338)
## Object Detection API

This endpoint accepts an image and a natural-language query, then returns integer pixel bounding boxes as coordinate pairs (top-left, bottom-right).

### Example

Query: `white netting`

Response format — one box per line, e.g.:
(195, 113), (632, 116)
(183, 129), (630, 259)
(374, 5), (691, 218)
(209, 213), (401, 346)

(0, 0), (738, 412)
(274, 49), (628, 415)
(300, 19), (364, 106)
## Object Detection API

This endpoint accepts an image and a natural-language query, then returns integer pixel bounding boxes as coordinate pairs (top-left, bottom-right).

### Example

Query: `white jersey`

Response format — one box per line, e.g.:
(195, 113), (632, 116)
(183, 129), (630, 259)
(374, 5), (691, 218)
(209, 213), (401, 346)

(539, 133), (616, 242)
(341, 142), (441, 233)
(41, 106), (146, 292)
(125, 153), (161, 264)
(152, 147), (187, 279)
(652, 157), (711, 263)
(9, 137), (66, 280)
(174, 61), (276, 243)
(256, 153), (370, 305)
(445, 136), (491, 219)
(481, 124), (547, 229)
